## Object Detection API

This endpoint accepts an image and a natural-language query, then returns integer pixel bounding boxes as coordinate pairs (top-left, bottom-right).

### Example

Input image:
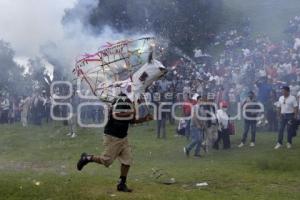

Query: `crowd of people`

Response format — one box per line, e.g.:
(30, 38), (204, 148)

(150, 16), (300, 156)
(1, 16), (300, 156)
(0, 91), (50, 126)
(0, 89), (102, 139)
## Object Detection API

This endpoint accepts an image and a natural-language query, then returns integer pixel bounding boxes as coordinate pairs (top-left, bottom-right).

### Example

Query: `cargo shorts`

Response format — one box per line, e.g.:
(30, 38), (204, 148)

(100, 134), (133, 167)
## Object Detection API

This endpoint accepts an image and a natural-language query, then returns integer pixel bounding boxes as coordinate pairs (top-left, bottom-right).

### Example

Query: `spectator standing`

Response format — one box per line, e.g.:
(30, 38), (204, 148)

(213, 101), (231, 150)
(67, 91), (80, 138)
(238, 91), (260, 148)
(19, 96), (31, 127)
(228, 88), (237, 116)
(183, 95), (204, 157)
(41, 90), (51, 123)
(202, 93), (218, 152)
(156, 92), (167, 139)
(267, 90), (278, 131)
(31, 93), (44, 125)
(274, 86), (298, 149)
(183, 94), (196, 140)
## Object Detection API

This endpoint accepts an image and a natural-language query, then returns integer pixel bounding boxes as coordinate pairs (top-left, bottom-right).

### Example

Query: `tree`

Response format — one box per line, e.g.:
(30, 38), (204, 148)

(0, 40), (31, 96)
(87, 0), (224, 55)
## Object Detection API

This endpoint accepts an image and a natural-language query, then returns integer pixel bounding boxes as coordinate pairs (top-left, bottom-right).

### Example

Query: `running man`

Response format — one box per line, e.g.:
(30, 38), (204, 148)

(76, 94), (152, 192)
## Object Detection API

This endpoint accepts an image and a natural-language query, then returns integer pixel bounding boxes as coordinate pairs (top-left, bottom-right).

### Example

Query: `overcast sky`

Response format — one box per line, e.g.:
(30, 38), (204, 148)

(0, 0), (77, 64)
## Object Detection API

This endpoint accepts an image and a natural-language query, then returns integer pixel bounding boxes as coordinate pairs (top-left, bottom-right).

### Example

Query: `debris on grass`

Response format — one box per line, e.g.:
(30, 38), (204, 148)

(33, 180), (41, 186)
(162, 178), (176, 185)
(196, 182), (208, 187)
(182, 181), (209, 190)
(151, 168), (176, 185)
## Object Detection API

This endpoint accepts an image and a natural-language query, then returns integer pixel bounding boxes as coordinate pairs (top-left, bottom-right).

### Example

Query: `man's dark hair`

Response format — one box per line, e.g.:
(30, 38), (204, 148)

(281, 86), (290, 92)
(248, 91), (255, 96)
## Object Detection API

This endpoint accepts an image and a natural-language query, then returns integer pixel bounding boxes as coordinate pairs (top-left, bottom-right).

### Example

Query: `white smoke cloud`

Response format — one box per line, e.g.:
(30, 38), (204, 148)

(0, 0), (152, 78)
(0, 0), (77, 58)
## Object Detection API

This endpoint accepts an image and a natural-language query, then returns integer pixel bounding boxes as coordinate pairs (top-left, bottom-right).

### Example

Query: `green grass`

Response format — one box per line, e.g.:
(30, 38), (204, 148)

(0, 122), (300, 200)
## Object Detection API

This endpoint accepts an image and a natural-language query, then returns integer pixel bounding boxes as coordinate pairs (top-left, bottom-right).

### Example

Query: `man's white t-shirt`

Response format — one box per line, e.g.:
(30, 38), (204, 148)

(278, 95), (298, 114)
(216, 109), (229, 129)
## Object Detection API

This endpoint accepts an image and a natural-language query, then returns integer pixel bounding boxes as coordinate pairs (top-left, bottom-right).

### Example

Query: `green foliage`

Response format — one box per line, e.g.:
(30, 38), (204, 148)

(0, 40), (29, 96)
(0, 40), (50, 96)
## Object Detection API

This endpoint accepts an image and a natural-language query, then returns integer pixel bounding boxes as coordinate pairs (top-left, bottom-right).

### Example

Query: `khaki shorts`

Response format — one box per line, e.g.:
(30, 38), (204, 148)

(100, 134), (133, 167)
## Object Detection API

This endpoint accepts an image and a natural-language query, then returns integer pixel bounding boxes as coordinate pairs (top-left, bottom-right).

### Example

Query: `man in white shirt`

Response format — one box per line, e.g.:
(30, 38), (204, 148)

(274, 86), (298, 149)
(213, 101), (231, 150)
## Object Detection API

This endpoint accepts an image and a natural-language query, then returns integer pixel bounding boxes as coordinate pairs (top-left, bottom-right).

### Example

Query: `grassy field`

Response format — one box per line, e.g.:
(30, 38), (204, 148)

(0, 122), (300, 200)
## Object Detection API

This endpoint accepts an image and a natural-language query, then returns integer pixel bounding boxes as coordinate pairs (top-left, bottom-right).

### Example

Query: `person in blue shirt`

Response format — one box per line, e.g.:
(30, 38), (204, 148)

(256, 77), (273, 105)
